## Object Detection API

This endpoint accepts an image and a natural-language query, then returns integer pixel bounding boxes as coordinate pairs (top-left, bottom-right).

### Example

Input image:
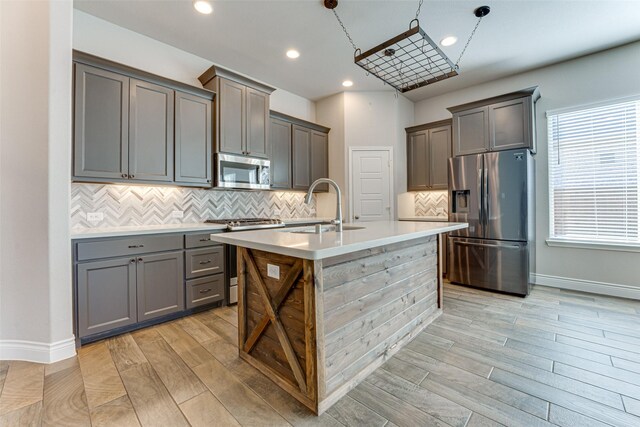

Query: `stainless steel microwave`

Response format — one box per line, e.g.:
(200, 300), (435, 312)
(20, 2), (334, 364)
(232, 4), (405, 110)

(216, 153), (270, 190)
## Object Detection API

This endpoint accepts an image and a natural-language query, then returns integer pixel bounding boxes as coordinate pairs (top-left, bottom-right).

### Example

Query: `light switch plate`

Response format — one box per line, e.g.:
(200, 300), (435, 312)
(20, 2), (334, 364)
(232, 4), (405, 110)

(267, 263), (280, 279)
(87, 212), (103, 222)
(171, 210), (184, 219)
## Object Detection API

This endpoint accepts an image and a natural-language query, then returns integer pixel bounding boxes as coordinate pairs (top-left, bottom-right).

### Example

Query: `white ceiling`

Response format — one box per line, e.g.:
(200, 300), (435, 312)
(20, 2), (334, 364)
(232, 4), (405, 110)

(74, 0), (640, 102)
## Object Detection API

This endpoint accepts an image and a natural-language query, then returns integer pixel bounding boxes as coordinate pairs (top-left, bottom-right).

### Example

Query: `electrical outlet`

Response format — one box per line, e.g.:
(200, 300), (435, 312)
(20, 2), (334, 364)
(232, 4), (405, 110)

(273, 209), (281, 217)
(267, 263), (280, 279)
(87, 212), (103, 222)
(436, 207), (445, 215)
(171, 210), (184, 219)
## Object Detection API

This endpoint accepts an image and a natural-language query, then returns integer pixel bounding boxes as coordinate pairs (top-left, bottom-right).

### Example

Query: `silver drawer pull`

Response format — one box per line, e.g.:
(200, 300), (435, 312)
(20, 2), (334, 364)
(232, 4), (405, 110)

(199, 238), (210, 242)
(199, 260), (212, 265)
(199, 289), (213, 294)
(128, 244), (144, 248)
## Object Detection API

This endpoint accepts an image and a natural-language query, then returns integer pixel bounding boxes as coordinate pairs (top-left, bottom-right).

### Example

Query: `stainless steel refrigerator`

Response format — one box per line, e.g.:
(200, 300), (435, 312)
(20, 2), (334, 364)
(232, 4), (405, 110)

(448, 149), (535, 296)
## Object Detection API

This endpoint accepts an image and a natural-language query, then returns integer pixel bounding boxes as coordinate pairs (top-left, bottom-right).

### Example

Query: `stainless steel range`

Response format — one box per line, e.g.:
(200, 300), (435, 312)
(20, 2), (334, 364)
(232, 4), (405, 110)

(205, 218), (285, 303)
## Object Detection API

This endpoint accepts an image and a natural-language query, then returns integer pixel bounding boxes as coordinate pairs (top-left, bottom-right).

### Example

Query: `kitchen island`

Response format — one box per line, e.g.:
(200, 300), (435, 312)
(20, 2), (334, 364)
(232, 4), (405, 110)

(209, 221), (467, 414)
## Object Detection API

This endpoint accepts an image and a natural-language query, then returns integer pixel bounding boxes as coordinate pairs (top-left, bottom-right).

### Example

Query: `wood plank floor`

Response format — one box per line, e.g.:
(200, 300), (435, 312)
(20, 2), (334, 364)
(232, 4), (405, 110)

(2, 285), (640, 426)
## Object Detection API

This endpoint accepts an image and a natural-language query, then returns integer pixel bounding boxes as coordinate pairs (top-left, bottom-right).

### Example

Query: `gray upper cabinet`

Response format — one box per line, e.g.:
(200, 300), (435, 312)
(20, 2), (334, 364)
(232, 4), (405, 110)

(270, 111), (330, 192)
(408, 131), (429, 191)
(407, 121), (452, 191)
(489, 97), (531, 151)
(311, 131), (329, 192)
(270, 118), (292, 189)
(129, 79), (174, 182)
(449, 87), (540, 156)
(136, 251), (184, 322)
(74, 64), (129, 180)
(175, 92), (213, 185)
(453, 106), (489, 156)
(198, 66), (276, 159)
(77, 257), (137, 338)
(72, 52), (215, 187)
(246, 88), (269, 158)
(218, 78), (246, 156)
(292, 125), (312, 190)
(429, 126), (452, 189)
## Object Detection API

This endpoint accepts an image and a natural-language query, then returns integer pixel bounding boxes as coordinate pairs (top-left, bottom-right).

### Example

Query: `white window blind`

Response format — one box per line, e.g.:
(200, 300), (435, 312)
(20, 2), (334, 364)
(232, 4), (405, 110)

(548, 98), (640, 244)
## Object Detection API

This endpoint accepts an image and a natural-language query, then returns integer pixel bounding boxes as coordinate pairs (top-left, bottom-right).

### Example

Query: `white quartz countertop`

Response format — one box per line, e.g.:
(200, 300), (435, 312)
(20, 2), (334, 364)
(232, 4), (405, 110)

(70, 218), (332, 239)
(399, 216), (449, 222)
(209, 221), (468, 260)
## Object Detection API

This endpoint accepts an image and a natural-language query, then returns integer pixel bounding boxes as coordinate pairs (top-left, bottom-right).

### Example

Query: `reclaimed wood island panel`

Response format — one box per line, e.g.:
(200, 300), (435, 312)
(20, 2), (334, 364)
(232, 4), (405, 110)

(210, 221), (467, 414)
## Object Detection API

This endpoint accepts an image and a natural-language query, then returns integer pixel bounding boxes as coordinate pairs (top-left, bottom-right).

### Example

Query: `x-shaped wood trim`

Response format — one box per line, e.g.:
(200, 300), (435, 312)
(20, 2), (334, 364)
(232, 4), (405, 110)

(242, 250), (307, 394)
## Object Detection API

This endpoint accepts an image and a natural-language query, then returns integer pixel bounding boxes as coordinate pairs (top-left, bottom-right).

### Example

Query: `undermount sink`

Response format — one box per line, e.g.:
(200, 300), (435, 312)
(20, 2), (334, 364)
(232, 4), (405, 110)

(284, 225), (366, 234)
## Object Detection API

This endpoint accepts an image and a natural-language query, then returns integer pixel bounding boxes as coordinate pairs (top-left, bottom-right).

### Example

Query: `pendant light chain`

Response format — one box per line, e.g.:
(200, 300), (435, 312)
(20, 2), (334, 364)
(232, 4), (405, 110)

(415, 0), (424, 20)
(332, 9), (358, 51)
(454, 15), (484, 69)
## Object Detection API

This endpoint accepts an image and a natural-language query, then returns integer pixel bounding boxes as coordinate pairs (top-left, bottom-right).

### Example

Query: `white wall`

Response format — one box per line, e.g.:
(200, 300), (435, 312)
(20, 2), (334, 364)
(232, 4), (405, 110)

(0, 0), (74, 362)
(73, 10), (316, 122)
(414, 40), (640, 298)
(317, 91), (414, 220)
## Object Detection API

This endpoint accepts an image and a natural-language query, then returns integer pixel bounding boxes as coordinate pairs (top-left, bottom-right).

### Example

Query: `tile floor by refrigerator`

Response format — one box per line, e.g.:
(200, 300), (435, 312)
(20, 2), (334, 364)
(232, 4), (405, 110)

(1, 284), (640, 426)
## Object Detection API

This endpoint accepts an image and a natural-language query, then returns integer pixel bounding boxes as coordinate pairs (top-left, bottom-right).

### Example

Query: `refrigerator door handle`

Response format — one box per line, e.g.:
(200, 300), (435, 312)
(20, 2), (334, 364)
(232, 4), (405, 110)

(478, 167), (484, 227)
(484, 167), (489, 228)
(454, 241), (522, 249)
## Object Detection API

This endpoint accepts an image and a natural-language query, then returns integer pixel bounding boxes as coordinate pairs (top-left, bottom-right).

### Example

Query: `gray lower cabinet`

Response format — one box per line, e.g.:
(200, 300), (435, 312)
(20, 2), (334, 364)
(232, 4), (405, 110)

(136, 251), (184, 321)
(186, 275), (224, 309)
(74, 64), (129, 180)
(129, 79), (174, 182)
(407, 121), (452, 191)
(77, 257), (137, 337)
(270, 118), (292, 189)
(175, 92), (213, 185)
(449, 87), (539, 156)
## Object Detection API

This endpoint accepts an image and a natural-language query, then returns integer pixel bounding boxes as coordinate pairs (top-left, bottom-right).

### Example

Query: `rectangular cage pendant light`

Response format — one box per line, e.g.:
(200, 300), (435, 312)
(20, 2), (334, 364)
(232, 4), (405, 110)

(354, 21), (458, 93)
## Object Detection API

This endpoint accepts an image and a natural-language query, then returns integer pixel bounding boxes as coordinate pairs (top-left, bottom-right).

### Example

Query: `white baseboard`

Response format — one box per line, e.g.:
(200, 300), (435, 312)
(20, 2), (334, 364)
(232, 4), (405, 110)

(532, 273), (640, 301)
(0, 337), (76, 363)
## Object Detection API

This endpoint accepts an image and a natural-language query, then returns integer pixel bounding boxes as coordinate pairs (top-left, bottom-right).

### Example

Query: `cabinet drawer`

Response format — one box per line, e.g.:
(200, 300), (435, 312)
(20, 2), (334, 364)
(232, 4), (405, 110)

(186, 275), (224, 308)
(185, 231), (223, 248)
(185, 246), (224, 279)
(77, 234), (183, 261)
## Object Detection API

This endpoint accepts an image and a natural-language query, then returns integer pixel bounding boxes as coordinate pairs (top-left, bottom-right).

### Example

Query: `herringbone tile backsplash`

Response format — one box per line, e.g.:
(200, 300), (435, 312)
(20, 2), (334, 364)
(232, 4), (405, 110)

(414, 191), (449, 217)
(71, 184), (316, 229)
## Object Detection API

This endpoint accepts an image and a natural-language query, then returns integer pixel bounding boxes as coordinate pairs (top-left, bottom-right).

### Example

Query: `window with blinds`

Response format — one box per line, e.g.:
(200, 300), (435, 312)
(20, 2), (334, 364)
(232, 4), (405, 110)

(548, 98), (639, 244)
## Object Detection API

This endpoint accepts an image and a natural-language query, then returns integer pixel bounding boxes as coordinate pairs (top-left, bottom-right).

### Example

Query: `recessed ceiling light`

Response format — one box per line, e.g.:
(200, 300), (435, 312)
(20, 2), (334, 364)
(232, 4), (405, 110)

(193, 0), (213, 15)
(286, 49), (300, 59)
(342, 80), (353, 87)
(440, 36), (458, 47)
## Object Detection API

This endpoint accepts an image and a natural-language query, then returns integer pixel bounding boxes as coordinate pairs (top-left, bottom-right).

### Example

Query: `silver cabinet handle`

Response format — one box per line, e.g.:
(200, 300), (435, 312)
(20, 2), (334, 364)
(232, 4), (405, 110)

(199, 238), (210, 242)
(355, 215), (360, 220)
(455, 241), (521, 249)
(199, 260), (212, 265)
(130, 259), (136, 263)
(137, 257), (143, 262)
(128, 244), (144, 248)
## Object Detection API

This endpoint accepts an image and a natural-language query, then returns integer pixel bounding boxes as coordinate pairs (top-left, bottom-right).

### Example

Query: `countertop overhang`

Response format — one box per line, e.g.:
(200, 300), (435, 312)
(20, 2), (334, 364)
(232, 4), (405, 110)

(209, 220), (468, 260)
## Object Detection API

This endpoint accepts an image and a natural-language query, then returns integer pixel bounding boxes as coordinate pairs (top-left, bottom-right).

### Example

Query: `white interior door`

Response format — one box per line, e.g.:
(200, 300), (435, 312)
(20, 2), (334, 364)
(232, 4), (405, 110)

(351, 149), (392, 222)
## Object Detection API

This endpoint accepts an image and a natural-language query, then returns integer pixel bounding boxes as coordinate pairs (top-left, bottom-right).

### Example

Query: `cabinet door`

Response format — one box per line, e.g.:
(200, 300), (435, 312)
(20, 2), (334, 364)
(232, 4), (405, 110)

(429, 125), (452, 189)
(292, 125), (312, 190)
(74, 64), (129, 180)
(219, 78), (245, 155)
(311, 131), (329, 192)
(129, 79), (174, 182)
(407, 131), (429, 191)
(77, 257), (137, 338)
(175, 92), (212, 185)
(453, 106), (489, 156)
(136, 251), (184, 321)
(270, 118), (292, 189)
(246, 88), (269, 158)
(489, 97), (531, 151)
